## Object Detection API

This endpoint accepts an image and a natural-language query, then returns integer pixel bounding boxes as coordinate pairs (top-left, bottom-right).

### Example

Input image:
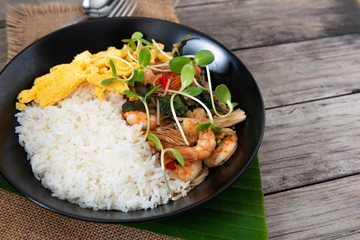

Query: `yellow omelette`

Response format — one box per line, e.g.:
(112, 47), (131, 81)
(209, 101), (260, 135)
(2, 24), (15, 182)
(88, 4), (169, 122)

(16, 43), (170, 111)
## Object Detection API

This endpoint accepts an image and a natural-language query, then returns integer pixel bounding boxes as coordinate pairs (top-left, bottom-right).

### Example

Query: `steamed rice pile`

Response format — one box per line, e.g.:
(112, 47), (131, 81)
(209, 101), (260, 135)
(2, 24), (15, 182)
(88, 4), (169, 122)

(15, 84), (190, 212)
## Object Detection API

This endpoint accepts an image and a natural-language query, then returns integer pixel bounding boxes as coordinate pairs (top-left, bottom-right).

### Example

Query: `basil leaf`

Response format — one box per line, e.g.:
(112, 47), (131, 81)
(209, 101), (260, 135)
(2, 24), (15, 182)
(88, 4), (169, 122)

(169, 57), (192, 74)
(158, 95), (188, 118)
(134, 81), (148, 97)
(183, 87), (202, 97)
(121, 39), (132, 43)
(167, 149), (185, 166)
(172, 34), (191, 57)
(215, 84), (231, 104)
(194, 50), (214, 66)
(195, 122), (211, 131)
(122, 100), (145, 113)
(197, 90), (223, 112)
(232, 102), (238, 107)
(131, 31), (143, 40)
(124, 90), (143, 100)
(174, 94), (188, 117)
(147, 133), (163, 150)
(180, 63), (195, 91)
(138, 48), (151, 68)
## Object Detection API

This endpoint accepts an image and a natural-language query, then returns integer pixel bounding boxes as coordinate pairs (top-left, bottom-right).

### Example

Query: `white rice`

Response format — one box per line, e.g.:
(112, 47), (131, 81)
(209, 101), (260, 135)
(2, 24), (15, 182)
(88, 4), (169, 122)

(15, 84), (190, 212)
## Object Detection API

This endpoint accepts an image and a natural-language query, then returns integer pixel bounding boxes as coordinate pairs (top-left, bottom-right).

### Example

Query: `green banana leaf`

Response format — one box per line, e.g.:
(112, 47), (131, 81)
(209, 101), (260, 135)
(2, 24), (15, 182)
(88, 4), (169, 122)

(131, 156), (268, 240)
(0, 156), (267, 239)
(0, 174), (18, 193)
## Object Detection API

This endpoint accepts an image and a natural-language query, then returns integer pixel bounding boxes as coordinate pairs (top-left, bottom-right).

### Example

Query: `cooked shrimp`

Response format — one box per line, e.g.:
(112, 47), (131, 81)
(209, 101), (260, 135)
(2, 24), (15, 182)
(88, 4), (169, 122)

(123, 111), (158, 130)
(143, 68), (158, 86)
(162, 126), (216, 161)
(204, 128), (238, 167)
(186, 108), (206, 122)
(164, 156), (202, 182)
(181, 118), (200, 145)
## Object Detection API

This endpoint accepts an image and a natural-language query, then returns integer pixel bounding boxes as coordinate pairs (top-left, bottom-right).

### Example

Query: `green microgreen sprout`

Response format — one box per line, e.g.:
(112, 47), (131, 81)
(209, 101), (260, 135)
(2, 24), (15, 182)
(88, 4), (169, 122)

(124, 84), (161, 144)
(167, 88), (220, 132)
(213, 84), (238, 117)
(205, 65), (238, 118)
(100, 55), (135, 85)
(167, 50), (223, 144)
(148, 133), (185, 195)
(102, 47), (152, 86)
(172, 51), (237, 117)
(104, 31), (171, 85)
(101, 59), (120, 85)
(152, 39), (173, 60)
(169, 57), (192, 74)
(124, 32), (172, 73)
(127, 47), (152, 86)
(193, 50), (215, 66)
(122, 31), (152, 54)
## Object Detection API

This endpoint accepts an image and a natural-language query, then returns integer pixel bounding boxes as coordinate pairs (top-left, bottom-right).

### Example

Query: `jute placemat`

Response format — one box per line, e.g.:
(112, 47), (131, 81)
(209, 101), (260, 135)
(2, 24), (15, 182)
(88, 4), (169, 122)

(6, 0), (179, 60)
(0, 189), (178, 239)
(3, 1), (179, 239)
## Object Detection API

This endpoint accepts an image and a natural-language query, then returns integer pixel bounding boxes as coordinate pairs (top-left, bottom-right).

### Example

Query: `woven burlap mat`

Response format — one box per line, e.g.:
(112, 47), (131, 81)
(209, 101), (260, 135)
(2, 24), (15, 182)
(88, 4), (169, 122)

(6, 0), (179, 60)
(0, 189), (178, 239)
(3, 1), (180, 239)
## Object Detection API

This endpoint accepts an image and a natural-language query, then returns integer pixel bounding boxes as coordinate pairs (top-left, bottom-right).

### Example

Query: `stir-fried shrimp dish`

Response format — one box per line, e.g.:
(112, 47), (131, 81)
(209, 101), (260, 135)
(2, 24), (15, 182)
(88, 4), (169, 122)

(15, 32), (246, 211)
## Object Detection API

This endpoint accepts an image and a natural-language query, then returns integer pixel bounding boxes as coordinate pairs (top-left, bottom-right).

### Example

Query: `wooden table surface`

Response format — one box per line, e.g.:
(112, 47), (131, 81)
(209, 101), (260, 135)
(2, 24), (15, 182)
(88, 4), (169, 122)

(1, 0), (360, 239)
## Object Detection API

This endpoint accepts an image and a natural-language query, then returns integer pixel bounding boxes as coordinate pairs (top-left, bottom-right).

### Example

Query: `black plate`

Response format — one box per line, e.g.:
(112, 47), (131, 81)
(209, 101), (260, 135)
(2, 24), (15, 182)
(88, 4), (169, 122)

(0, 17), (264, 223)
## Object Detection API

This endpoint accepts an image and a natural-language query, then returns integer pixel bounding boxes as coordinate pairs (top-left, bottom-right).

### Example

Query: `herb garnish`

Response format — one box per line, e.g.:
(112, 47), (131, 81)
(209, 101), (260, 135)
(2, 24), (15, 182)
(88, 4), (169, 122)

(148, 133), (185, 195)
(100, 57), (135, 85)
(102, 47), (152, 86)
(104, 32), (238, 150)
(167, 50), (223, 144)
(124, 84), (161, 144)
(122, 31), (152, 53)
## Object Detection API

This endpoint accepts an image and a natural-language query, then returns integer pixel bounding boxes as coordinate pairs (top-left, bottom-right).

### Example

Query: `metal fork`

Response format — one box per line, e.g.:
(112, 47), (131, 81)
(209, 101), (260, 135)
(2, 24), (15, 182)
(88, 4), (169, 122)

(107, 0), (138, 17)
(62, 0), (138, 28)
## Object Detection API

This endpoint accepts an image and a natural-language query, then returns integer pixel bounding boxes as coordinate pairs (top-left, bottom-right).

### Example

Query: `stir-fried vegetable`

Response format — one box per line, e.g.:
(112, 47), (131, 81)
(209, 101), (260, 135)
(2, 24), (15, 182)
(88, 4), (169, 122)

(102, 32), (241, 194)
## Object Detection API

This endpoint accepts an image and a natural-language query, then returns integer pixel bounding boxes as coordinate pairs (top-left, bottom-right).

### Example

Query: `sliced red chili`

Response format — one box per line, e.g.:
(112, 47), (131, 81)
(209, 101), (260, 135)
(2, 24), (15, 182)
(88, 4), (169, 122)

(165, 72), (178, 80)
(165, 161), (176, 170)
(159, 73), (168, 89)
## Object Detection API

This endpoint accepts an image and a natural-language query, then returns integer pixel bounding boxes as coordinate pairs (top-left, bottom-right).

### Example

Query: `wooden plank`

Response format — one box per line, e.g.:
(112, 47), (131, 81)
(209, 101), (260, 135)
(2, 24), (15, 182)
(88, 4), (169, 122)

(177, 0), (360, 49)
(0, 28), (7, 71)
(259, 93), (360, 194)
(176, 0), (231, 7)
(236, 34), (360, 109)
(4, 0), (360, 51)
(265, 175), (360, 239)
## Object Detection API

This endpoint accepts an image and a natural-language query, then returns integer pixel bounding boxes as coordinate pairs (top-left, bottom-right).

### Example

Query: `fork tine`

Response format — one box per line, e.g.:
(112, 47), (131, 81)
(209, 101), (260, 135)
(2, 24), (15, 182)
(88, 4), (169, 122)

(115, 0), (131, 17)
(108, 0), (125, 18)
(125, 1), (138, 16)
(120, 0), (135, 17)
